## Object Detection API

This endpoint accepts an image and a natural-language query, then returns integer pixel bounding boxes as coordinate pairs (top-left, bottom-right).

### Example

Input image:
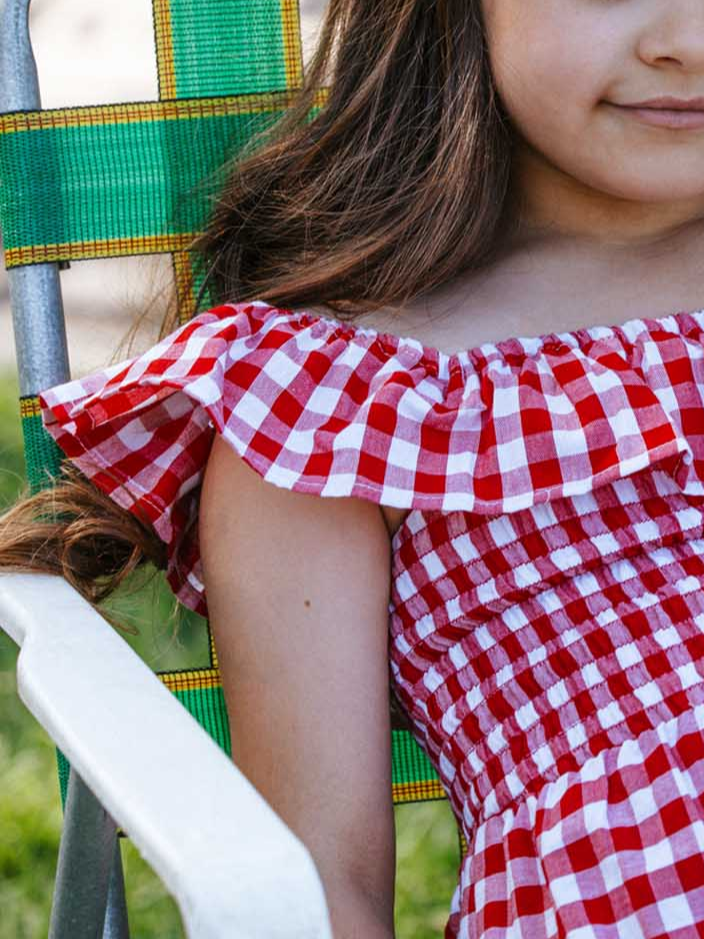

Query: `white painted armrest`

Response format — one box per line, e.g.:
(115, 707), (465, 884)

(0, 572), (333, 939)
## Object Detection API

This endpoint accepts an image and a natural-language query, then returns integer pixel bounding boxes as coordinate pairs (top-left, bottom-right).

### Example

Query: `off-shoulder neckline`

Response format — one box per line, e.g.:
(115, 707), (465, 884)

(256, 300), (704, 368)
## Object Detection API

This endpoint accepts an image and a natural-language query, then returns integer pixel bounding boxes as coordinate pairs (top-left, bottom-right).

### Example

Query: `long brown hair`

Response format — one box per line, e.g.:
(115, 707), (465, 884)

(0, 0), (517, 637)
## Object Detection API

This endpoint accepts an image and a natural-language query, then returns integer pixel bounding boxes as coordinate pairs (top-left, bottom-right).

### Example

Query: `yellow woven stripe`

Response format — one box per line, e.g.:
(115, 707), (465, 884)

(158, 668), (222, 692)
(281, 0), (304, 89)
(392, 780), (447, 803)
(1, 88), (330, 139)
(312, 87), (328, 108)
(20, 396), (42, 418)
(208, 627), (219, 668)
(152, 0), (177, 101)
(459, 827), (469, 859)
(173, 251), (198, 325)
(5, 234), (196, 268)
(0, 91), (310, 134)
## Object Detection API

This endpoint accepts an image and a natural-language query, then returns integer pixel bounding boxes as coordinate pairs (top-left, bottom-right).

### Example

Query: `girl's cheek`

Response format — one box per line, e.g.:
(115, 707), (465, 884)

(498, 44), (603, 124)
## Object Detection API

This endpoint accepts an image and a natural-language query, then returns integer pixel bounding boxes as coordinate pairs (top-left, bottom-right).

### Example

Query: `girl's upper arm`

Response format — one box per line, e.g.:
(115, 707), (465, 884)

(198, 432), (397, 936)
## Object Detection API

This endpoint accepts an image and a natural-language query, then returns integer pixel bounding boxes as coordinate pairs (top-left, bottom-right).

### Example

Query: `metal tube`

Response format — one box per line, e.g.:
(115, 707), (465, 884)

(103, 837), (131, 939)
(0, 0), (70, 396)
(48, 768), (119, 939)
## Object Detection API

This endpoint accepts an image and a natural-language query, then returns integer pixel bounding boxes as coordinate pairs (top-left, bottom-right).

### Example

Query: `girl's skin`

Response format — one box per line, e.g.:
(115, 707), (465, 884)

(200, 5), (704, 937)
(377, 0), (704, 539)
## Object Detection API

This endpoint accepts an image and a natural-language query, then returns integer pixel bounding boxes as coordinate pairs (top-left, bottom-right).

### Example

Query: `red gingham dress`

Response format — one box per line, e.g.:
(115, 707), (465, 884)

(39, 300), (704, 938)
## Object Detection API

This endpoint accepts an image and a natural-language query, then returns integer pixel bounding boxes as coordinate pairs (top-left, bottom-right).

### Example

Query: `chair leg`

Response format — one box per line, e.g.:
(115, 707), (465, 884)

(48, 766), (125, 939)
(103, 837), (130, 939)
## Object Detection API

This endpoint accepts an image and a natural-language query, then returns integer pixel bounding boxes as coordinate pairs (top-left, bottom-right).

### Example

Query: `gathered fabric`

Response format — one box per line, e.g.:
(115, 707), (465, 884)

(39, 300), (704, 936)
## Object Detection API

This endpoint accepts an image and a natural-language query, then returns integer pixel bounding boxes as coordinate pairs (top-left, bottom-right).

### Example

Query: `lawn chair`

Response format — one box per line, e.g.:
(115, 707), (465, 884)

(0, 1), (468, 935)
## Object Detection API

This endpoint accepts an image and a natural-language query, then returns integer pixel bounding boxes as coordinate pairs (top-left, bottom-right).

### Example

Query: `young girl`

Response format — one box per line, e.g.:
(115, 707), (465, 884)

(4, 1), (704, 936)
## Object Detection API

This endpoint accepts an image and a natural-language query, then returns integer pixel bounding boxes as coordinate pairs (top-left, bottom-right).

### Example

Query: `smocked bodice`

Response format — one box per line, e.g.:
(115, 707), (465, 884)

(38, 300), (704, 938)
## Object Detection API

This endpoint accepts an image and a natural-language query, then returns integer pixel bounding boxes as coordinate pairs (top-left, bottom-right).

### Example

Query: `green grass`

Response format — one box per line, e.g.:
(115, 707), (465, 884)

(0, 366), (461, 937)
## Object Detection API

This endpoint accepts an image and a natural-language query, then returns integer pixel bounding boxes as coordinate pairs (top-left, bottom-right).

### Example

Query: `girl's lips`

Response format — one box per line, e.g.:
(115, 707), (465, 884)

(609, 103), (704, 129)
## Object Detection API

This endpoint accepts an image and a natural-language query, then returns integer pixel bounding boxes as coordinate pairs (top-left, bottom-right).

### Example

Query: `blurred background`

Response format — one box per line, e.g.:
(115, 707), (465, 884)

(0, 2), (460, 936)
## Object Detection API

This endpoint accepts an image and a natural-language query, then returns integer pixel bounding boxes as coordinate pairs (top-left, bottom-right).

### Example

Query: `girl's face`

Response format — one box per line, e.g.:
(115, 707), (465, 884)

(482, 0), (704, 220)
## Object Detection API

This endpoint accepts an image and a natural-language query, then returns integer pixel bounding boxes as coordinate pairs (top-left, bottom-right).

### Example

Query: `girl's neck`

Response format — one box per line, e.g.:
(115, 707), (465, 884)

(351, 218), (704, 355)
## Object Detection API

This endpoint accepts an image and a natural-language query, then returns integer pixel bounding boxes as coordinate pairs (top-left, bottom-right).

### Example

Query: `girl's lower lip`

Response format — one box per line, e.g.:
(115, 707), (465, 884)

(613, 105), (704, 129)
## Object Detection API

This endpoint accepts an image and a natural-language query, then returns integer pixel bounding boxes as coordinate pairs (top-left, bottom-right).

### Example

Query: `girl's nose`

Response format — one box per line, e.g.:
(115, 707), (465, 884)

(637, 1), (704, 73)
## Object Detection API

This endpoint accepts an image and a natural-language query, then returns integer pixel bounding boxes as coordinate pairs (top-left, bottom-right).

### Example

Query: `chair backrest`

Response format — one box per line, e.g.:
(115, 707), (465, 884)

(0, 0), (467, 862)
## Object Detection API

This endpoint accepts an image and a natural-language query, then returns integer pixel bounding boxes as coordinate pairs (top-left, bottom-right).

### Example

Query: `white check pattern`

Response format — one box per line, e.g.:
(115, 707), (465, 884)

(39, 300), (704, 937)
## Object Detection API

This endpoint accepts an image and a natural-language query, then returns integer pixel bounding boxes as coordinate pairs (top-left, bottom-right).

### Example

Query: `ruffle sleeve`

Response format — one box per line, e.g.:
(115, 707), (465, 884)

(38, 300), (704, 616)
